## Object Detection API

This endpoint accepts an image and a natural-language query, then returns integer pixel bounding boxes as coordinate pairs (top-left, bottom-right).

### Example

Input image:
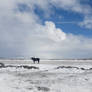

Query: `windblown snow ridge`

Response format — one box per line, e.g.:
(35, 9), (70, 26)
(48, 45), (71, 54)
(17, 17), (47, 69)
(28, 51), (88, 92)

(56, 66), (92, 70)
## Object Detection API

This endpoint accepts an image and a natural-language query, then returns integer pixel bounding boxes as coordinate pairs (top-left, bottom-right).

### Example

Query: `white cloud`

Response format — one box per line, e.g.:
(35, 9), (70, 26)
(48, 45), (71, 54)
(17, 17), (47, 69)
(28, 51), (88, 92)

(79, 16), (92, 29)
(43, 21), (66, 42)
(24, 33), (92, 59)
(0, 0), (92, 59)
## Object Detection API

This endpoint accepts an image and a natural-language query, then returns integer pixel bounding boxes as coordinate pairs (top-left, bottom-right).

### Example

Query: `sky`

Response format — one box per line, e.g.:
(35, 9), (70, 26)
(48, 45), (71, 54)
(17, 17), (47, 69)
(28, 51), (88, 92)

(0, 0), (92, 59)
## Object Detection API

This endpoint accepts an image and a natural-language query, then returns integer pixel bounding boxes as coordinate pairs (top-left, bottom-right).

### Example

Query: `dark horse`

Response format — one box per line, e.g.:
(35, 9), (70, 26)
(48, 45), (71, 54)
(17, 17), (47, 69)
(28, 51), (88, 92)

(31, 57), (40, 64)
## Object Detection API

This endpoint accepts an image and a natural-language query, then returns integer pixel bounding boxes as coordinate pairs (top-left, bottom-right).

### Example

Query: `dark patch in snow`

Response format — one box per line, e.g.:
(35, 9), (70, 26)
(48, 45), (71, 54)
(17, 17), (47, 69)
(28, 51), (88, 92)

(4, 65), (39, 69)
(80, 68), (85, 70)
(56, 66), (79, 69)
(0, 62), (5, 68)
(26, 87), (33, 90)
(13, 87), (20, 90)
(22, 65), (39, 69)
(37, 86), (50, 91)
(89, 68), (92, 70)
(85, 78), (89, 81)
(55, 66), (92, 71)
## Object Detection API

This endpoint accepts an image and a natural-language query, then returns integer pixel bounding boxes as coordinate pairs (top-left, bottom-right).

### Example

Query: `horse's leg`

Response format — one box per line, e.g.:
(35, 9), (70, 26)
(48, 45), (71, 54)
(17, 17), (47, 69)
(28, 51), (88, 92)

(38, 60), (39, 64)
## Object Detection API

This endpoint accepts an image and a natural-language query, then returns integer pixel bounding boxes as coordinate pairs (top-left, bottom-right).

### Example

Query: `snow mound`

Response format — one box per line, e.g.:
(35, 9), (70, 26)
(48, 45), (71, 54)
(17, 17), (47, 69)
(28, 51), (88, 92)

(0, 64), (92, 92)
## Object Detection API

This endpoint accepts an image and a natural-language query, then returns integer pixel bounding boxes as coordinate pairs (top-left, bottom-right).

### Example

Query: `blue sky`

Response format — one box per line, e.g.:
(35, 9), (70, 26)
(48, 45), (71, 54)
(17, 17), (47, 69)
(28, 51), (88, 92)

(35, 3), (92, 38)
(0, 0), (92, 59)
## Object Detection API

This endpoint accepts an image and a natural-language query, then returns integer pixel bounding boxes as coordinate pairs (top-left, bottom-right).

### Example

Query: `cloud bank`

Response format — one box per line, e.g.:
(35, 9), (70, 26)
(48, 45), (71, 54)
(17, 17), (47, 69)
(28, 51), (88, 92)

(0, 0), (92, 59)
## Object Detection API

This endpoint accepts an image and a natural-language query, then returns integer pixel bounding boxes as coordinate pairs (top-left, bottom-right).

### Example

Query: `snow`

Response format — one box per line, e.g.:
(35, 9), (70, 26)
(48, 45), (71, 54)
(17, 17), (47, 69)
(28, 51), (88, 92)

(0, 60), (92, 92)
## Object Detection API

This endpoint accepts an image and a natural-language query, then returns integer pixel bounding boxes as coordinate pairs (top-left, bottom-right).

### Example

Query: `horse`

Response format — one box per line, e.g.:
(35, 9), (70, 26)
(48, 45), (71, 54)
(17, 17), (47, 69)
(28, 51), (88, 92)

(31, 57), (40, 64)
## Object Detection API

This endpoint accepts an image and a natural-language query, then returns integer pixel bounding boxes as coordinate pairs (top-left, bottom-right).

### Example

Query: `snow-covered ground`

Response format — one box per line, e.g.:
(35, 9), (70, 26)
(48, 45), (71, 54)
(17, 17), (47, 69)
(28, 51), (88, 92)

(0, 60), (92, 92)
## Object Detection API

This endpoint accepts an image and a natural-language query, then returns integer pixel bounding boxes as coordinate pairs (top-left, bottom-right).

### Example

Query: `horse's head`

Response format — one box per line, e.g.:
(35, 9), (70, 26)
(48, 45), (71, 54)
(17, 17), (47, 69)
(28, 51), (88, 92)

(31, 57), (35, 60)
